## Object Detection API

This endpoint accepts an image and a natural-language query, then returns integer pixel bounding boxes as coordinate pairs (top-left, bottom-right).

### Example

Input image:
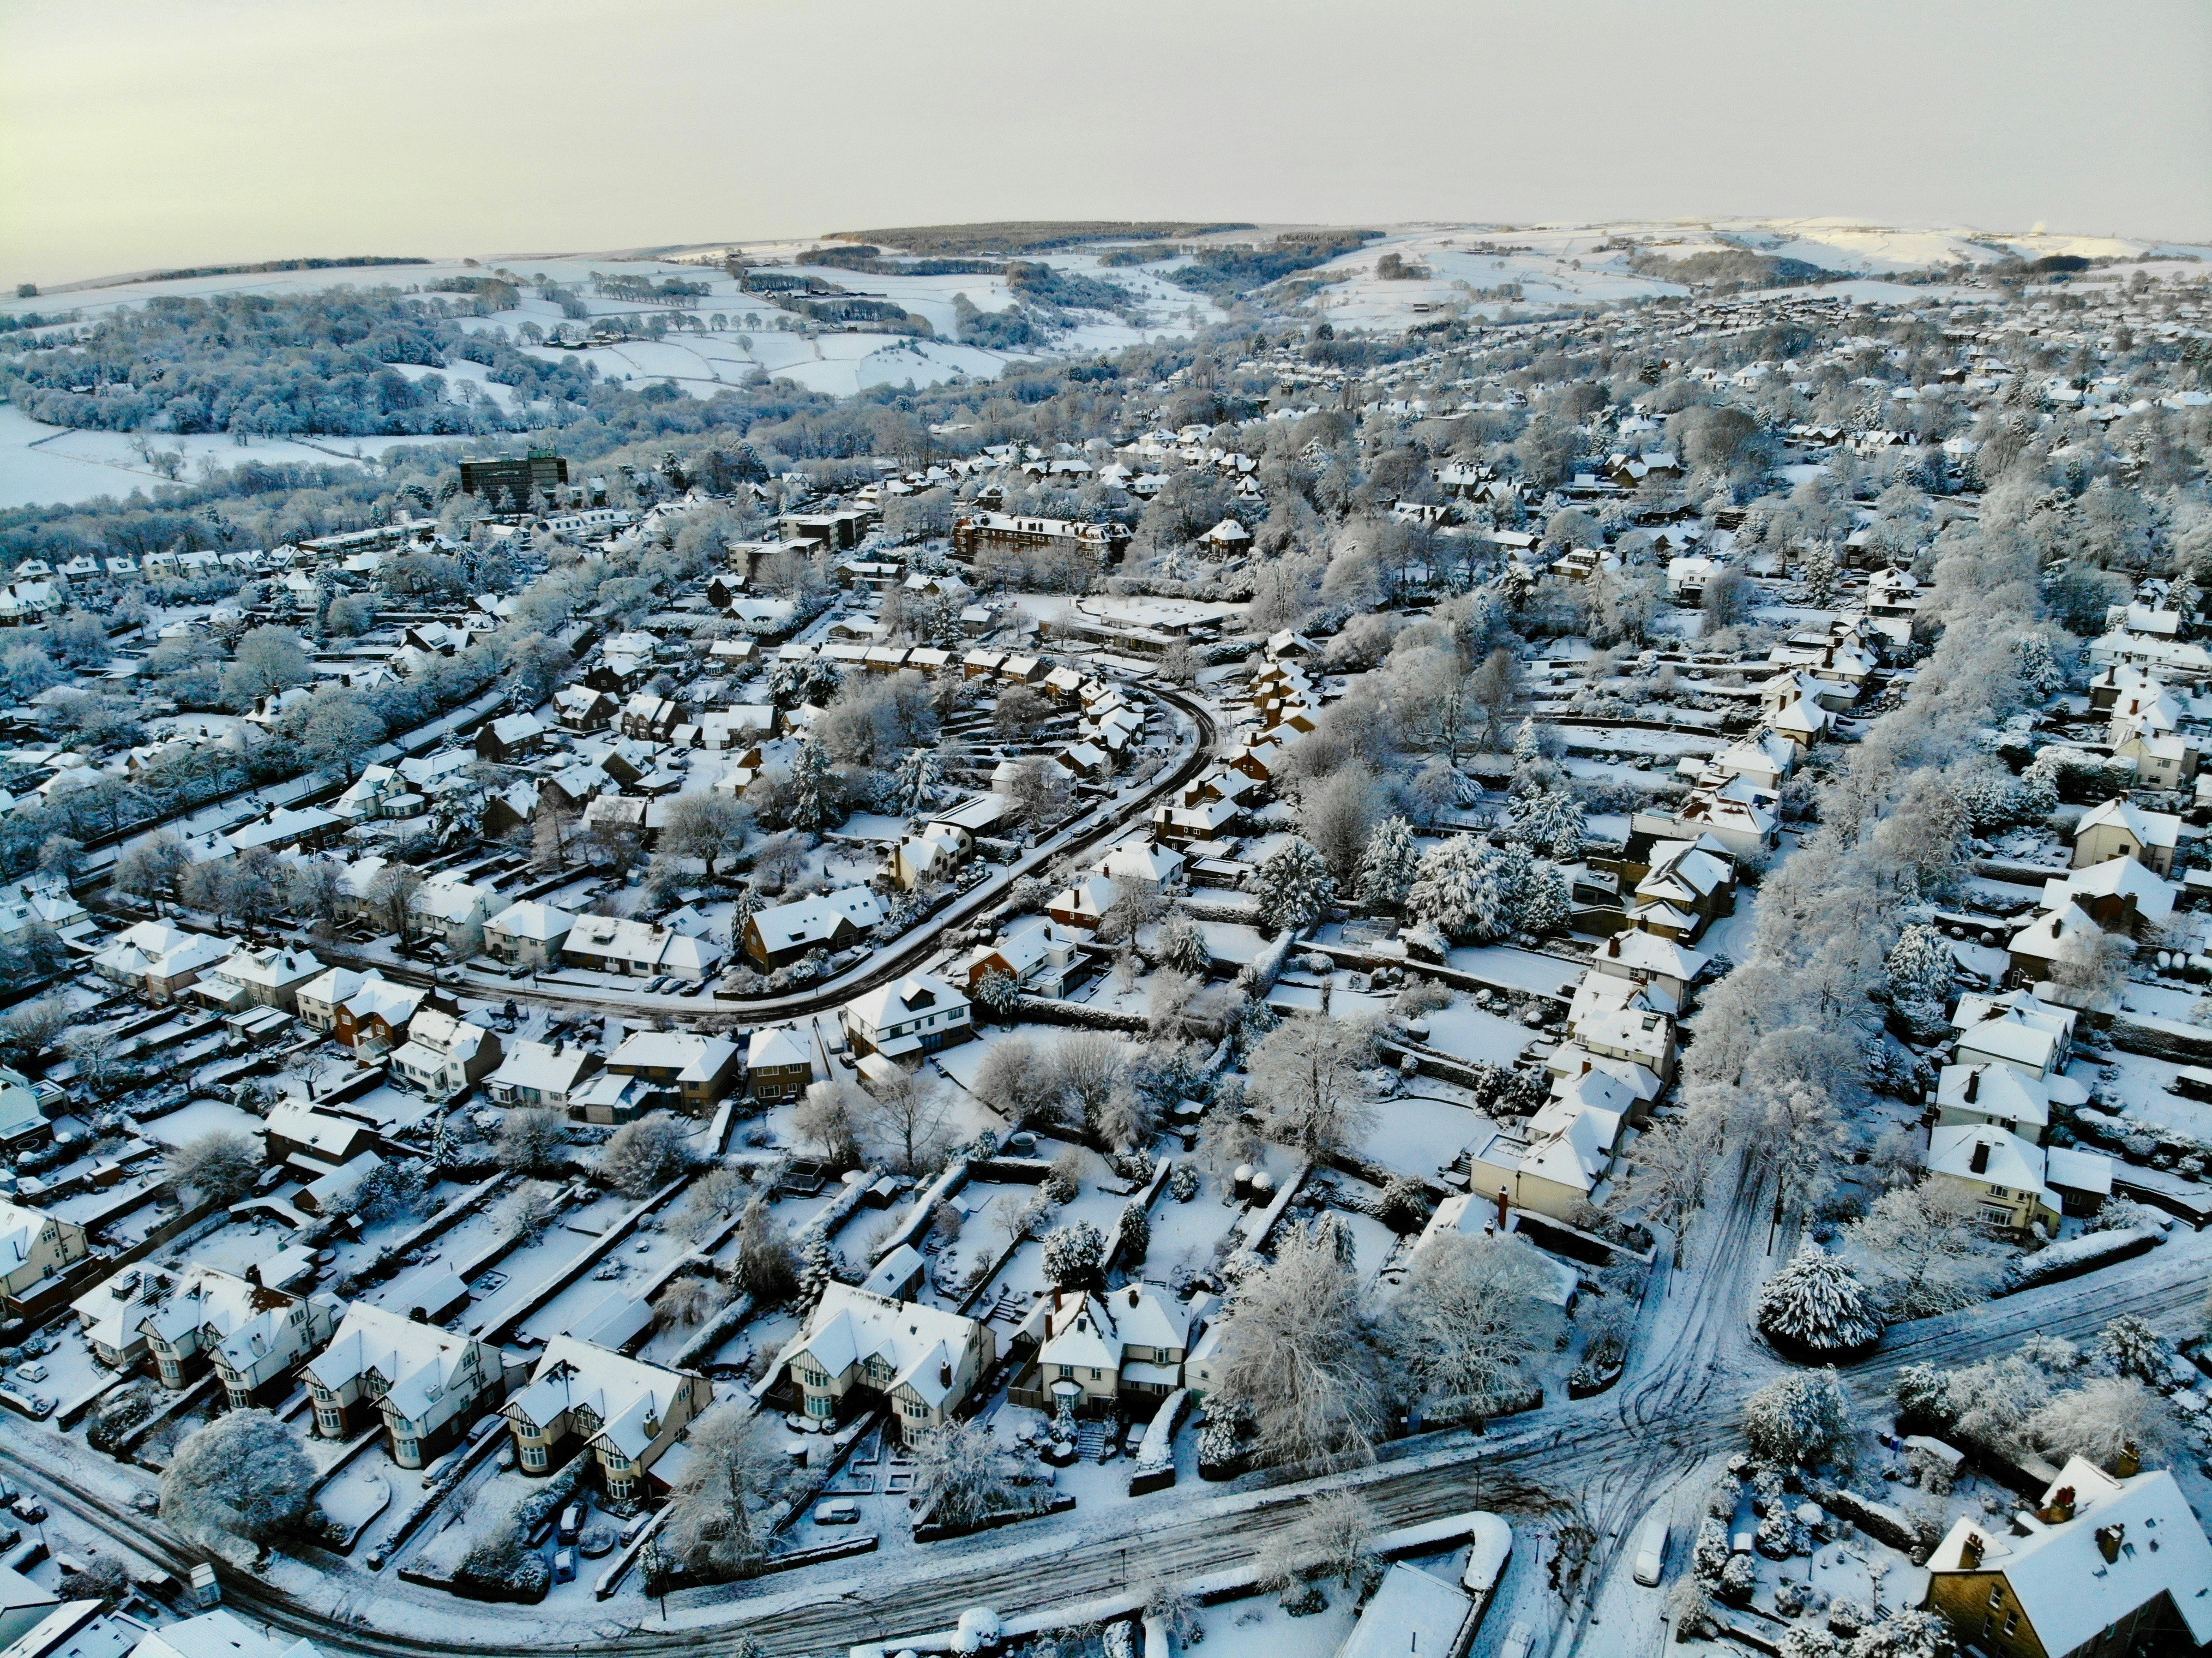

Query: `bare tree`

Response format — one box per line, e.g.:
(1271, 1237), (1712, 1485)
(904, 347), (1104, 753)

(1387, 1231), (1561, 1421)
(165, 1130), (262, 1205)
(1211, 1223), (1385, 1471)
(495, 1108), (567, 1174)
(599, 1112), (695, 1196)
(653, 1404), (788, 1587)
(856, 1070), (956, 1175)
(1245, 1012), (1378, 1161)
(793, 1078), (864, 1164)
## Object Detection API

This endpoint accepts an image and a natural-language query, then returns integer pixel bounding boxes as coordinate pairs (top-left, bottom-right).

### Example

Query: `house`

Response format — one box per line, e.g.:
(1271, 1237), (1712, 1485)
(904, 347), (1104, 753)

(2006, 902), (2101, 991)
(130, 1613), (314, 1658)
(1463, 1100), (1625, 1223)
(1630, 839), (1736, 942)
(1572, 1004), (1676, 1084)
(552, 686), (617, 732)
(120, 1264), (334, 1397)
(224, 804), (346, 858)
(1098, 839), (1185, 888)
(263, 1098), (380, 1171)
(950, 513), (1125, 567)
(387, 1006), (502, 1100)
(1200, 518), (1252, 557)
(958, 914), (1084, 999)
(568, 1070), (653, 1126)
(205, 1287), (344, 1410)
(502, 1335), (707, 1503)
(1338, 1566), (1478, 1658)
(330, 765), (423, 823)
(474, 711), (548, 764)
(197, 944), (322, 1014)
(891, 823), (971, 891)
(620, 692), (682, 742)
(604, 1030), (743, 1114)
(1926, 1125), (2065, 1232)
(0, 1066), (44, 1154)
(300, 1302), (503, 1467)
(743, 887), (884, 971)
(561, 914), (723, 981)
(2, 1600), (143, 1658)
(90, 921), (232, 1004)
(1006, 1283), (1210, 1416)
(484, 900), (576, 970)
(1150, 796), (1242, 846)
(294, 968), (422, 1052)
(486, 1038), (603, 1110)
(1589, 929), (1709, 1006)
(765, 1282), (995, 1440)
(2072, 798), (2180, 878)
(2112, 730), (2197, 790)
(1047, 873), (1119, 932)
(841, 974), (972, 1060)
(744, 1025), (814, 1103)
(0, 1200), (90, 1318)
(1954, 990), (2076, 1083)
(2040, 855), (2178, 935)
(1923, 1456), (2212, 1658)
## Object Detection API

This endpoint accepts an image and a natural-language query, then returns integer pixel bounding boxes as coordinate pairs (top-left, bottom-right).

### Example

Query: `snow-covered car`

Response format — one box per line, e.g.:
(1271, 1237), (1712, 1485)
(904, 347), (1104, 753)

(11, 1497), (48, 1523)
(1632, 1511), (1669, 1585)
(811, 1499), (860, 1526)
(558, 1504), (584, 1544)
(551, 1547), (576, 1584)
(1498, 1621), (1535, 1658)
(13, 1362), (46, 1384)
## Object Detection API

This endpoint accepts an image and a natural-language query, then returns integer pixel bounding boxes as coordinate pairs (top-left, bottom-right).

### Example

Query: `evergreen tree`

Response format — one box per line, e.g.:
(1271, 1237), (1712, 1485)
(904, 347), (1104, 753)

(1756, 1239), (1886, 1354)
(2016, 752), (2061, 820)
(1511, 716), (1544, 774)
(799, 1222), (835, 1309)
(1408, 836), (1502, 943)
(1513, 859), (1571, 936)
(1255, 837), (1336, 935)
(973, 968), (1022, 1018)
(1885, 924), (1955, 1007)
(894, 746), (943, 816)
(1743, 1368), (1853, 1466)
(1504, 787), (1585, 860)
(1355, 815), (1420, 910)
(1157, 913), (1210, 976)
(788, 738), (838, 832)
(1041, 1219), (1107, 1289)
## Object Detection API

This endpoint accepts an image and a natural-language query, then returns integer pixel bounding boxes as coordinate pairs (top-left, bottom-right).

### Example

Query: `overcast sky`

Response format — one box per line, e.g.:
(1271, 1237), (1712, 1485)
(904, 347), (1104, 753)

(3, 0), (2208, 285)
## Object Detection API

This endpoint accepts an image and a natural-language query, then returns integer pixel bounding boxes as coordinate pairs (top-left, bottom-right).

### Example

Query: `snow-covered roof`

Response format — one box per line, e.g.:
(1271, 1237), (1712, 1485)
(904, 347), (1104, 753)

(1926, 1458), (2212, 1654)
(1935, 1064), (2051, 1132)
(486, 900), (577, 942)
(506, 1334), (694, 1461)
(746, 1025), (812, 1071)
(749, 887), (885, 954)
(775, 1283), (982, 1405)
(609, 1030), (738, 1083)
(487, 1040), (599, 1098)
(2076, 797), (2180, 850)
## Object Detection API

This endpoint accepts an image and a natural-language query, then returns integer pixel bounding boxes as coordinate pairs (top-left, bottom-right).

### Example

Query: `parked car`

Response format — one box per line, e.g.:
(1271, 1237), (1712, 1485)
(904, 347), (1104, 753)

(1633, 1511), (1670, 1587)
(558, 1503), (584, 1545)
(1498, 1622), (1536, 1658)
(14, 1362), (47, 1385)
(811, 1499), (860, 1526)
(551, 1547), (576, 1584)
(11, 1497), (48, 1524)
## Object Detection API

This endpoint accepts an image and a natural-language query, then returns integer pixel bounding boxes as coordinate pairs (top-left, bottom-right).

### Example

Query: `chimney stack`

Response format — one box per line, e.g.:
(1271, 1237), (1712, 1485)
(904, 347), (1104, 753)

(1496, 1186), (1510, 1229)
(2044, 1486), (2077, 1524)
(1959, 1532), (1983, 1570)
(1964, 1068), (1980, 1103)
(1969, 1140), (1991, 1175)
(2096, 1523), (2125, 1564)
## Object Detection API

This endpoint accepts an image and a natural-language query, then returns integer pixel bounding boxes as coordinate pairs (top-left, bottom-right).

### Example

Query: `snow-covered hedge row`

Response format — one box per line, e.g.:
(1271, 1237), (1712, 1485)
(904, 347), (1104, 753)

(1997, 1224), (2161, 1294)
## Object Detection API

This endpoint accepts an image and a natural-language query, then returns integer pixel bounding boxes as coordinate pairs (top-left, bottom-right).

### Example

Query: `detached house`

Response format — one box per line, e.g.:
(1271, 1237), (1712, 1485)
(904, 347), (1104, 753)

(766, 1283), (995, 1440)
(841, 974), (972, 1061)
(502, 1336), (707, 1504)
(474, 711), (548, 765)
(1922, 1456), (2212, 1658)
(743, 887), (884, 971)
(484, 900), (576, 970)
(552, 686), (616, 733)
(387, 1006), (502, 1100)
(2072, 798), (2181, 879)
(1007, 1284), (1211, 1416)
(91, 922), (232, 1004)
(300, 1302), (502, 1467)
(486, 1038), (602, 1111)
(604, 1030), (743, 1114)
(0, 1200), (90, 1319)
(561, 914), (723, 981)
(744, 1025), (814, 1103)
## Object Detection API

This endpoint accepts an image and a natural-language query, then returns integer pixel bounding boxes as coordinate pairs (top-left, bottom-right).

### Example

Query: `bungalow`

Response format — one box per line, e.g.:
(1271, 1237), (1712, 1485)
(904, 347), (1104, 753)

(0, 1200), (91, 1319)
(484, 900), (576, 970)
(486, 1038), (603, 1111)
(1922, 1457), (2212, 1658)
(502, 1336), (707, 1504)
(387, 1007), (502, 1100)
(605, 1030), (743, 1114)
(744, 1025), (814, 1103)
(562, 914), (723, 981)
(301, 1303), (503, 1467)
(743, 887), (885, 971)
(263, 1097), (379, 1171)
(765, 1282), (995, 1440)
(1097, 839), (1185, 888)
(842, 973), (972, 1061)
(2072, 798), (2180, 878)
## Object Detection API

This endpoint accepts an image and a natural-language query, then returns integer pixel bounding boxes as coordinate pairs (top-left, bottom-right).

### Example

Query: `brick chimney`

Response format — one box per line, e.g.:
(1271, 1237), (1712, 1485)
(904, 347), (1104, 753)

(1964, 1068), (1980, 1103)
(1969, 1139), (1991, 1175)
(2097, 1522), (2125, 1563)
(1959, 1532), (1983, 1570)
(2043, 1486), (2077, 1524)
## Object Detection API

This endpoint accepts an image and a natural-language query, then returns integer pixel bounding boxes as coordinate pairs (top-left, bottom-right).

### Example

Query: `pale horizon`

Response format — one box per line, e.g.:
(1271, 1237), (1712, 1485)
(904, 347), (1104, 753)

(4, 0), (2209, 288)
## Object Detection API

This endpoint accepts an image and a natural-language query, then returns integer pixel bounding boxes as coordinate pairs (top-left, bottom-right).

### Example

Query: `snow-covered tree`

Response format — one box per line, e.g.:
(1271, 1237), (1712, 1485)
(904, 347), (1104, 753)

(1355, 815), (1420, 910)
(1953, 768), (2017, 832)
(1211, 1224), (1385, 1471)
(1781, 1629), (1842, 1658)
(1513, 858), (1571, 935)
(913, 1416), (1032, 1527)
(2026, 1376), (2175, 1469)
(787, 737), (838, 831)
(164, 1130), (262, 1205)
(1256, 1490), (1378, 1595)
(1848, 1180), (2008, 1318)
(599, 1111), (694, 1197)
(1386, 1231), (1560, 1420)
(1757, 1239), (1885, 1355)
(1041, 1218), (1106, 1289)
(972, 968), (1021, 1019)
(1255, 836), (1336, 935)
(1408, 835), (1502, 942)
(1844, 1608), (1957, 1658)
(1503, 787), (1585, 860)
(2015, 751), (2061, 820)
(799, 1222), (836, 1309)
(161, 1410), (316, 1561)
(1742, 1368), (1852, 1467)
(1157, 912), (1210, 976)
(893, 745), (943, 815)
(654, 1403), (786, 1587)
(1884, 924), (1955, 1009)
(1245, 1011), (1378, 1160)
(2094, 1313), (2170, 1383)
(1511, 716), (1544, 775)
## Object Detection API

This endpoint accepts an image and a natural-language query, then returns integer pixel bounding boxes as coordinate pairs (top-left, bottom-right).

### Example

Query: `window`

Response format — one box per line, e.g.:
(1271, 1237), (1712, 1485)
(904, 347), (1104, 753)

(318, 1410), (342, 1433)
(396, 1438), (419, 1460)
(807, 1394), (833, 1417)
(523, 1444), (546, 1470)
(1988, 1586), (2004, 1608)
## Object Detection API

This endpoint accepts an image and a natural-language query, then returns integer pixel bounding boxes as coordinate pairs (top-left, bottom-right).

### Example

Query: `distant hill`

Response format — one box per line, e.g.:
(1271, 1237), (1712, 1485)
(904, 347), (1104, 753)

(826, 221), (1251, 257)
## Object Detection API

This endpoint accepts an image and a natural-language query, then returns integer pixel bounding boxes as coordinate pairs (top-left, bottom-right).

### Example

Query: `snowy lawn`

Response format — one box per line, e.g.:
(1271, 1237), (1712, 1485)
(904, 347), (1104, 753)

(1361, 1092), (1494, 1181)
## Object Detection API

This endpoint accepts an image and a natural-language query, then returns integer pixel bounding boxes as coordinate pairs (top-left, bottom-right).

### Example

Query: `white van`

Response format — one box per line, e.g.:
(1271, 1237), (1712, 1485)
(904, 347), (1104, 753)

(1632, 1510), (1670, 1586)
